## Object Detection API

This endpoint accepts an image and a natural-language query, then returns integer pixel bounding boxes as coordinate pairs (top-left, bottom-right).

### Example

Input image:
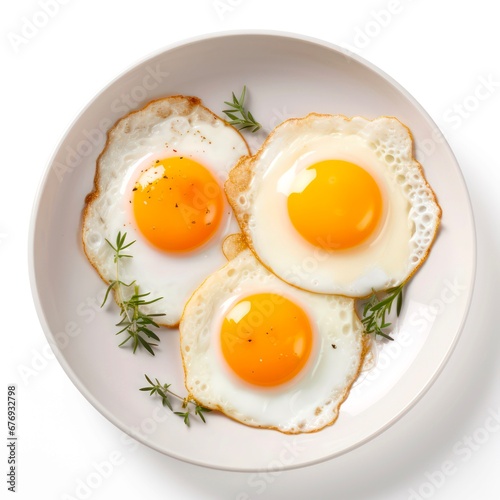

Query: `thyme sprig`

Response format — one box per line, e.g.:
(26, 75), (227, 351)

(223, 85), (262, 132)
(361, 284), (404, 341)
(101, 232), (164, 355)
(140, 375), (211, 427)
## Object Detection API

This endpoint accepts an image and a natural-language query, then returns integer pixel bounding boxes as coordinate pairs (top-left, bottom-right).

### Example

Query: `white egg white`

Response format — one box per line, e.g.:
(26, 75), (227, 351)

(82, 96), (249, 326)
(180, 246), (366, 434)
(225, 114), (441, 297)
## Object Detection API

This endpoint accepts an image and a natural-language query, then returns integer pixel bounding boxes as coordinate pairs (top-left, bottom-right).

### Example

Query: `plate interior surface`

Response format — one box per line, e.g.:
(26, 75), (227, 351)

(30, 32), (475, 471)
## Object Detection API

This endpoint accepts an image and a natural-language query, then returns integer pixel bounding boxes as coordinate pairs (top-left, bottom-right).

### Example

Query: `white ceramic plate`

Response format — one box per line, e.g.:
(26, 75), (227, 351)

(29, 31), (475, 471)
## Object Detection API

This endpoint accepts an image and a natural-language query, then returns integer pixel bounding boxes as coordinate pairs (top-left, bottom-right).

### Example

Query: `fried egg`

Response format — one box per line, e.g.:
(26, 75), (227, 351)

(180, 235), (366, 434)
(225, 114), (441, 297)
(82, 96), (249, 326)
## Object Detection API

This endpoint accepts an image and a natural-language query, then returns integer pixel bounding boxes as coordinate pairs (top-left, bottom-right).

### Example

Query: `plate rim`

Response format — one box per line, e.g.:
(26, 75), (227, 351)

(28, 29), (477, 472)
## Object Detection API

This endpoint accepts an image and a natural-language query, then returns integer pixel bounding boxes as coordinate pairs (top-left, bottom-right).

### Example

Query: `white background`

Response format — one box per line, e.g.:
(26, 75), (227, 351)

(2, 1), (500, 499)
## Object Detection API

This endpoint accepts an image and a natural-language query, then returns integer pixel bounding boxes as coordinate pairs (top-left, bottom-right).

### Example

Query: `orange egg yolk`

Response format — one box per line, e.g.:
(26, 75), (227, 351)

(132, 157), (224, 253)
(287, 160), (383, 250)
(220, 293), (313, 387)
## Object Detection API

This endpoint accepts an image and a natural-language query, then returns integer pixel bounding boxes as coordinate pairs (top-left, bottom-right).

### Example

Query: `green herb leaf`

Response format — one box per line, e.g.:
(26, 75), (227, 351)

(222, 85), (262, 133)
(162, 395), (173, 411)
(140, 375), (210, 427)
(195, 404), (212, 423)
(101, 232), (165, 355)
(361, 284), (404, 341)
(174, 411), (191, 427)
